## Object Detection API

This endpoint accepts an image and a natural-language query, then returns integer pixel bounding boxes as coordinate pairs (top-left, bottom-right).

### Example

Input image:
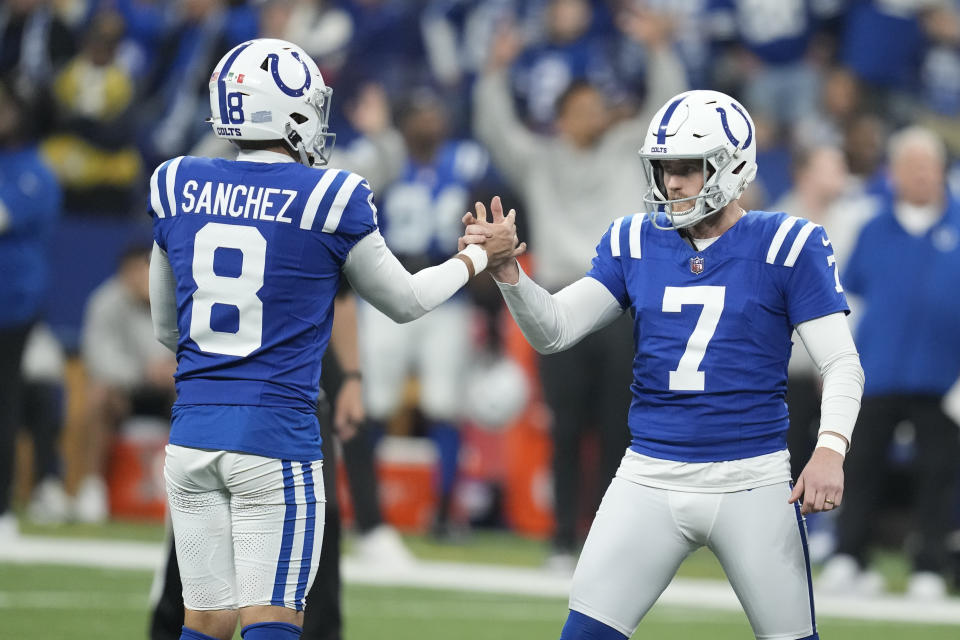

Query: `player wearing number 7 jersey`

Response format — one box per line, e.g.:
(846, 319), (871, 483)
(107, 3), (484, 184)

(461, 90), (865, 640)
(146, 39), (521, 640)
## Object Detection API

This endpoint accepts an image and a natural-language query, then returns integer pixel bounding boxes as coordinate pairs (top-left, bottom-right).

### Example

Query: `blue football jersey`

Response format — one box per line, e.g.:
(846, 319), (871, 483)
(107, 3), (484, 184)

(379, 140), (488, 265)
(586, 211), (848, 463)
(148, 155), (378, 460)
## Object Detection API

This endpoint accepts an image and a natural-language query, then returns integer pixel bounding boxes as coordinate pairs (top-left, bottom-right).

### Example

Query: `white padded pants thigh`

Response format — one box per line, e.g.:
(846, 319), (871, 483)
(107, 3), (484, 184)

(569, 478), (816, 639)
(164, 445), (326, 612)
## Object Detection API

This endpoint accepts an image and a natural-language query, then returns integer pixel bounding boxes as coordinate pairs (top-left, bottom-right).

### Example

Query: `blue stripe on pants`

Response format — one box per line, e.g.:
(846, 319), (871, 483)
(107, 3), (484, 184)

(294, 461), (316, 610)
(793, 500), (817, 634)
(271, 460), (297, 606)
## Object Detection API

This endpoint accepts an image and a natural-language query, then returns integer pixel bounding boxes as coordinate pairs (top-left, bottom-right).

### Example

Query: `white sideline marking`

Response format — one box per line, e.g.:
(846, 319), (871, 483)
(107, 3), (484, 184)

(2, 536), (959, 624)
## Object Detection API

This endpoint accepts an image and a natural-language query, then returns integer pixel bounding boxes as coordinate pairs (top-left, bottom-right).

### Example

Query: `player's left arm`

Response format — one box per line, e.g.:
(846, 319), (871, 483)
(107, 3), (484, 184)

(149, 242), (180, 353)
(785, 225), (865, 514)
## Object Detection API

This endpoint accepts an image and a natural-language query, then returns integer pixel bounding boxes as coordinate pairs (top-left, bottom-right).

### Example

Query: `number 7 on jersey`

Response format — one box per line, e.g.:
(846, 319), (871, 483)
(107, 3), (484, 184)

(662, 286), (726, 391)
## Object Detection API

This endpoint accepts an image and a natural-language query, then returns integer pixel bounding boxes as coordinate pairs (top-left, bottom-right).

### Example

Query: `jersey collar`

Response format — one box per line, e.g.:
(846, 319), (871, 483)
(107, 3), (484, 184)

(236, 149), (297, 164)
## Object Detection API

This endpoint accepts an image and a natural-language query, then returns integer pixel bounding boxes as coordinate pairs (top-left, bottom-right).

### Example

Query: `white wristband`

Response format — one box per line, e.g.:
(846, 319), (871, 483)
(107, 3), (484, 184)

(816, 433), (848, 457)
(457, 243), (488, 275)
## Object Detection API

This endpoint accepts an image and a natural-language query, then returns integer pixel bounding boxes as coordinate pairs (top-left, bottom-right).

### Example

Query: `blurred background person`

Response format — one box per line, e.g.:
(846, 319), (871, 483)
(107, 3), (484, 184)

(820, 126), (960, 600)
(359, 86), (492, 539)
(75, 243), (177, 524)
(473, 5), (686, 568)
(138, 0), (257, 167)
(776, 145), (875, 561)
(0, 0), (76, 139)
(21, 323), (70, 525)
(0, 76), (62, 539)
(39, 9), (143, 217)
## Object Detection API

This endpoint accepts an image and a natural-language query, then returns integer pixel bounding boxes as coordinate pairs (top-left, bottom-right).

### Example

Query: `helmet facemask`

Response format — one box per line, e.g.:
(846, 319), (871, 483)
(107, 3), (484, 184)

(640, 146), (752, 230)
(284, 85), (335, 167)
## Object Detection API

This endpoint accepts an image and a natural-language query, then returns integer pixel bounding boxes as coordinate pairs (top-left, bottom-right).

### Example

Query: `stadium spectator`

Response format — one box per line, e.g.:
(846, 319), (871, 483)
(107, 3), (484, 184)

(775, 146), (873, 485)
(473, 6), (686, 568)
(139, 0), (257, 167)
(707, 0), (840, 131)
(918, 2), (960, 155)
(357, 87), (492, 539)
(0, 0), (76, 138)
(510, 0), (620, 129)
(0, 77), (62, 539)
(794, 66), (863, 149)
(21, 323), (70, 525)
(75, 243), (177, 523)
(821, 126), (960, 600)
(257, 0), (354, 78)
(842, 112), (889, 198)
(839, 0), (941, 125)
(40, 10), (143, 216)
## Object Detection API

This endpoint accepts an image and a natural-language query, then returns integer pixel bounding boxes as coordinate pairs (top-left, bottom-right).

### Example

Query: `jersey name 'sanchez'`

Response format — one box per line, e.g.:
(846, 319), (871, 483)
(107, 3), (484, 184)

(181, 180), (298, 223)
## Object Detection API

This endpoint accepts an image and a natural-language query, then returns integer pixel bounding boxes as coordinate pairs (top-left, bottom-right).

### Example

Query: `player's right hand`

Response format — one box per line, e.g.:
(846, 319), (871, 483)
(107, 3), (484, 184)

(460, 197), (526, 275)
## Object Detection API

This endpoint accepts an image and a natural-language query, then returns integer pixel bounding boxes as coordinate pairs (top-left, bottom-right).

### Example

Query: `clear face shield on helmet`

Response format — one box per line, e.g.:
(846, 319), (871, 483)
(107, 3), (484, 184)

(639, 146), (738, 231)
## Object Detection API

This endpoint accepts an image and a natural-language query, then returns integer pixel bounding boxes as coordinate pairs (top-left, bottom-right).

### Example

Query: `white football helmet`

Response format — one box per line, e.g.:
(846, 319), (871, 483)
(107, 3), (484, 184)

(208, 38), (335, 166)
(638, 90), (758, 230)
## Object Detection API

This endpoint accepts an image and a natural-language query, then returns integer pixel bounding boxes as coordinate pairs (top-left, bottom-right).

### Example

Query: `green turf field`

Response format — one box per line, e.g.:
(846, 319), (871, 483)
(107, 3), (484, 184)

(2, 564), (959, 640)
(2, 523), (957, 639)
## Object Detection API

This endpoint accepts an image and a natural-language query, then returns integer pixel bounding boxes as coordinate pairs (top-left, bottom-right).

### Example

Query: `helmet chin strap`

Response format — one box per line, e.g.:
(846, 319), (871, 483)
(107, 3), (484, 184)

(284, 122), (313, 166)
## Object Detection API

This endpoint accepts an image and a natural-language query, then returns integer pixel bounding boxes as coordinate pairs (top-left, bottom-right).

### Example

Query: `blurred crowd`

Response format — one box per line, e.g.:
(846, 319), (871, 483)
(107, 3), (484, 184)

(2, 0), (960, 598)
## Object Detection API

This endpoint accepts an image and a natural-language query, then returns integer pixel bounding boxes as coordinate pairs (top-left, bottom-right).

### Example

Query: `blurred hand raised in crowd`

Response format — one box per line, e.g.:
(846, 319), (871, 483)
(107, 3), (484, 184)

(618, 5), (674, 51)
(459, 196), (526, 283)
(346, 83), (392, 136)
(487, 21), (524, 71)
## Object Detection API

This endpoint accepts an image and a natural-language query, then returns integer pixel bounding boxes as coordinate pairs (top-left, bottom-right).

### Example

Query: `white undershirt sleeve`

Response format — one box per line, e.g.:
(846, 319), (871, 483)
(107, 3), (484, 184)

(342, 230), (471, 323)
(494, 263), (624, 354)
(796, 312), (865, 453)
(149, 242), (180, 353)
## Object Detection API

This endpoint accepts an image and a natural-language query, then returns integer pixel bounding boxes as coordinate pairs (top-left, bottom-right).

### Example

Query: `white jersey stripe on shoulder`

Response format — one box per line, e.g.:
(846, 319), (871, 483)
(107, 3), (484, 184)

(610, 216), (624, 257)
(628, 214), (643, 259)
(149, 164), (164, 218)
(766, 216), (798, 264)
(784, 222), (819, 267)
(164, 156), (184, 217)
(322, 173), (365, 234)
(300, 170), (341, 230)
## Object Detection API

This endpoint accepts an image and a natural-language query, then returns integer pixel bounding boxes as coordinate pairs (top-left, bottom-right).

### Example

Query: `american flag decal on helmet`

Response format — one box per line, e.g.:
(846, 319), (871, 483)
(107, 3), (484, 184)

(690, 256), (704, 275)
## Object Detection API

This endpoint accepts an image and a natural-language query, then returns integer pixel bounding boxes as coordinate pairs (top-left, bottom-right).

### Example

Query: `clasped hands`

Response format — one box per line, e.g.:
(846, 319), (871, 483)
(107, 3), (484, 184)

(459, 196), (526, 280)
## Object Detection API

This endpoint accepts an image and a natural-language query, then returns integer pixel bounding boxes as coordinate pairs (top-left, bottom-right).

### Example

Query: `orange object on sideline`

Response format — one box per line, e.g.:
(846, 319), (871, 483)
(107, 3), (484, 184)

(106, 417), (168, 521)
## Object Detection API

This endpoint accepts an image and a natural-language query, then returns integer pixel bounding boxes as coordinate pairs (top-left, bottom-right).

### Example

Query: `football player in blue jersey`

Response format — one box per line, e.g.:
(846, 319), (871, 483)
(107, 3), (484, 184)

(461, 90), (865, 640)
(147, 38), (522, 640)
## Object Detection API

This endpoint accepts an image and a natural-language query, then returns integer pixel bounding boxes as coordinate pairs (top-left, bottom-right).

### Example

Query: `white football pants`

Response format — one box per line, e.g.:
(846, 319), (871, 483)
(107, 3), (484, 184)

(570, 477), (816, 639)
(359, 298), (470, 421)
(164, 445), (325, 612)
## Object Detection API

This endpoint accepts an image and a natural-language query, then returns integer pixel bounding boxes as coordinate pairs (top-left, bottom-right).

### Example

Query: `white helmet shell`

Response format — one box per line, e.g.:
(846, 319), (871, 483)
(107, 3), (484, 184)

(208, 38), (335, 166)
(638, 90), (758, 229)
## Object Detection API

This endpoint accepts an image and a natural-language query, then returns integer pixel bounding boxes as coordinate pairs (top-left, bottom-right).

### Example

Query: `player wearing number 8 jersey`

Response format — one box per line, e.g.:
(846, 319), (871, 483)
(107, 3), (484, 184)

(461, 90), (865, 639)
(147, 39), (522, 640)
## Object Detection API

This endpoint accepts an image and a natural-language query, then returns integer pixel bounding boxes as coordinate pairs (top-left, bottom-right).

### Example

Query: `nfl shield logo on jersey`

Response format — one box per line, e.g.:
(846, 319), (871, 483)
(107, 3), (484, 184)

(690, 256), (705, 275)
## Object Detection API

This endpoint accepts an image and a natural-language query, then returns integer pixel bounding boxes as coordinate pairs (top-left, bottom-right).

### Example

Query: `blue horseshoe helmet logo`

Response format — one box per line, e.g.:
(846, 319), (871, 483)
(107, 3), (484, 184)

(715, 103), (753, 150)
(266, 51), (312, 97)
